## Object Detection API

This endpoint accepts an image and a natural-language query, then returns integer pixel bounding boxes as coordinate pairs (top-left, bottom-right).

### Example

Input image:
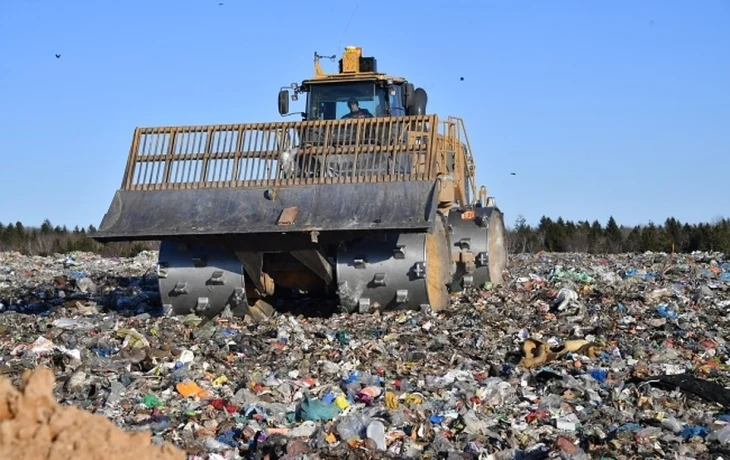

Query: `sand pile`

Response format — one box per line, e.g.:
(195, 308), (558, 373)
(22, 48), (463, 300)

(0, 366), (185, 460)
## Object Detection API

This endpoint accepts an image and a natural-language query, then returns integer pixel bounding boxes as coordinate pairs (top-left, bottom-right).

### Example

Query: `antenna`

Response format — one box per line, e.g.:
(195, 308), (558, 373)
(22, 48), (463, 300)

(336, 3), (359, 53)
(313, 52), (336, 77)
(314, 52), (336, 61)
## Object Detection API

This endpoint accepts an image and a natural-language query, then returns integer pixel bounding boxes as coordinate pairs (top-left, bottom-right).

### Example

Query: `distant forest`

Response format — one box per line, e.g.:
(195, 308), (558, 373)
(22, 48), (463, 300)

(0, 216), (729, 257)
(0, 220), (157, 258)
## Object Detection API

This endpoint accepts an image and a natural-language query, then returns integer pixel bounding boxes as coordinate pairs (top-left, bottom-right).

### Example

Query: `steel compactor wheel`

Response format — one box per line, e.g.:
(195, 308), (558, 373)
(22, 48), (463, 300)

(335, 214), (453, 314)
(154, 204), (508, 318)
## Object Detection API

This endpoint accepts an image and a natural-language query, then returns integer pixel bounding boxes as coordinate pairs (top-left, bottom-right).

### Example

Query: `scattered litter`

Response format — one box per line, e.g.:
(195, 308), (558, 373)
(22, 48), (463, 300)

(1, 249), (730, 458)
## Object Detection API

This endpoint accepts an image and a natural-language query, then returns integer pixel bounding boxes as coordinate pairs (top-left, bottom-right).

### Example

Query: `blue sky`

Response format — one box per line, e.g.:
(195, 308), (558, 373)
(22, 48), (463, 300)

(0, 0), (728, 230)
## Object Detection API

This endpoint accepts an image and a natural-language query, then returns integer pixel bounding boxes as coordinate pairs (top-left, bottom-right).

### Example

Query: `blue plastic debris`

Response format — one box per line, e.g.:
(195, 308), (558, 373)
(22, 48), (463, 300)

(217, 428), (242, 448)
(590, 369), (608, 382)
(680, 425), (709, 439)
(429, 415), (445, 424)
(656, 304), (678, 319)
(91, 347), (116, 358)
(296, 394), (341, 422)
(343, 372), (359, 384)
(615, 423), (642, 433)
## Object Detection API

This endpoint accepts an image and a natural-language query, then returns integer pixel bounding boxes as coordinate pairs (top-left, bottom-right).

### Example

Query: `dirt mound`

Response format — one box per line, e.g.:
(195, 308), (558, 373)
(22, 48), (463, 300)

(0, 366), (185, 460)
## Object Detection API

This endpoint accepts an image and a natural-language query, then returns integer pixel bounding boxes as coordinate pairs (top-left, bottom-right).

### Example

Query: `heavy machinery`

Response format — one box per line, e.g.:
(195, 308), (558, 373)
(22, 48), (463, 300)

(91, 46), (508, 319)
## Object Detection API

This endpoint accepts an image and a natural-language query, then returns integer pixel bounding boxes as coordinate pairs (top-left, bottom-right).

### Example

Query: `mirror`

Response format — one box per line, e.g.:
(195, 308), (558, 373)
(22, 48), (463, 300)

(403, 83), (414, 108)
(406, 87), (427, 116)
(278, 89), (290, 115)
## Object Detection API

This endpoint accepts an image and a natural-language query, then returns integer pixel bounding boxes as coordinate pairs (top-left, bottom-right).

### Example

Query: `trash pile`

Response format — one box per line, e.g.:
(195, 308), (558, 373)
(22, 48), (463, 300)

(1, 249), (730, 459)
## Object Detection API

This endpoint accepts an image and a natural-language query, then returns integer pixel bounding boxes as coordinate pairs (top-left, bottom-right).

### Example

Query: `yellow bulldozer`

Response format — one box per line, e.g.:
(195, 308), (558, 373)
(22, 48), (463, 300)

(91, 46), (508, 319)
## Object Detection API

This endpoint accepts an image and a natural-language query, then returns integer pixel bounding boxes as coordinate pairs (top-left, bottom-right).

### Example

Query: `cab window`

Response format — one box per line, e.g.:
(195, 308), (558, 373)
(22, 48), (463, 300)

(306, 82), (388, 120)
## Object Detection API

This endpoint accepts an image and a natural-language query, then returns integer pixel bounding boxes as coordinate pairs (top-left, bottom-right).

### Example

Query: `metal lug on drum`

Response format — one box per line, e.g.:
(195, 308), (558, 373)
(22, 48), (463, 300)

(157, 241), (248, 319)
(447, 207), (507, 292)
(336, 216), (452, 313)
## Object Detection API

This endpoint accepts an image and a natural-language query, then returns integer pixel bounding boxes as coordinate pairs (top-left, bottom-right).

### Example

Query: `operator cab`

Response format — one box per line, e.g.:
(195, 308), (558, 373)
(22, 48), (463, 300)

(305, 80), (403, 120)
(277, 46), (427, 120)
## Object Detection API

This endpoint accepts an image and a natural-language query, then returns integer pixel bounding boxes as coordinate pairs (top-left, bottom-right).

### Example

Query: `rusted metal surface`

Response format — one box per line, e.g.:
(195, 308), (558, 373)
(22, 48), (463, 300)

(93, 180), (439, 241)
(121, 115), (439, 191)
(278, 207), (299, 226)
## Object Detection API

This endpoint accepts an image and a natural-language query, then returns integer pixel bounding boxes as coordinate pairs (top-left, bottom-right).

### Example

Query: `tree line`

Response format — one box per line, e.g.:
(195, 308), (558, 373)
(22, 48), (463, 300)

(509, 215), (730, 254)
(0, 219), (157, 257)
(0, 216), (728, 257)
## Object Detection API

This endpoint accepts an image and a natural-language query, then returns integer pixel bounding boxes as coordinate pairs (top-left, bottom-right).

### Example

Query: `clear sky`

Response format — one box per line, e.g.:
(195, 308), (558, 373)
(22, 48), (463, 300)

(0, 0), (728, 230)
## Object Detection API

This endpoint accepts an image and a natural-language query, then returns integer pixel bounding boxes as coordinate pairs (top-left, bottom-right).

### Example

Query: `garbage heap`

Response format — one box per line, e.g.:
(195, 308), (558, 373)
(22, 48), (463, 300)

(1, 249), (730, 460)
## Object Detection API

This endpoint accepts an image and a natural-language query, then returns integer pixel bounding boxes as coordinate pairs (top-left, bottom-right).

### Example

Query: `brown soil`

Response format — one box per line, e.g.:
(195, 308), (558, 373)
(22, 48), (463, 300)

(0, 366), (186, 460)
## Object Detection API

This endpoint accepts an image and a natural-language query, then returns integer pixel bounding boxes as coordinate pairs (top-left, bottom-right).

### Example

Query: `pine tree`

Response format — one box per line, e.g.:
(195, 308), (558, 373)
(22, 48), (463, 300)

(40, 219), (53, 235)
(606, 216), (623, 251)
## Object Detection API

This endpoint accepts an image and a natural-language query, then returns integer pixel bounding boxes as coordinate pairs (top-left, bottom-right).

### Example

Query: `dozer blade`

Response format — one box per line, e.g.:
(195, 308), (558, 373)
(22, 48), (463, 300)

(91, 116), (440, 242)
(92, 180), (439, 242)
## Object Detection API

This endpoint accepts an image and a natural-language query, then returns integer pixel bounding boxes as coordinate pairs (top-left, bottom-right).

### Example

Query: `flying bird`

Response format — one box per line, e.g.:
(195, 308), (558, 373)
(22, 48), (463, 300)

(55, 54), (61, 59)
(459, 77), (464, 81)
(510, 172), (516, 176)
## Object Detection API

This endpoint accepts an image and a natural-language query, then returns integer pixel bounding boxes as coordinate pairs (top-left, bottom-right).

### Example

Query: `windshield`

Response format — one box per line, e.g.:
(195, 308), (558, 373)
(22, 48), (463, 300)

(306, 82), (389, 120)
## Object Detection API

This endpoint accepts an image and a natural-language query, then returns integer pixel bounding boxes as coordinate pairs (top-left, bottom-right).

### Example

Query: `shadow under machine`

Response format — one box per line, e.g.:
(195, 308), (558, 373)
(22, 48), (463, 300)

(91, 46), (508, 319)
